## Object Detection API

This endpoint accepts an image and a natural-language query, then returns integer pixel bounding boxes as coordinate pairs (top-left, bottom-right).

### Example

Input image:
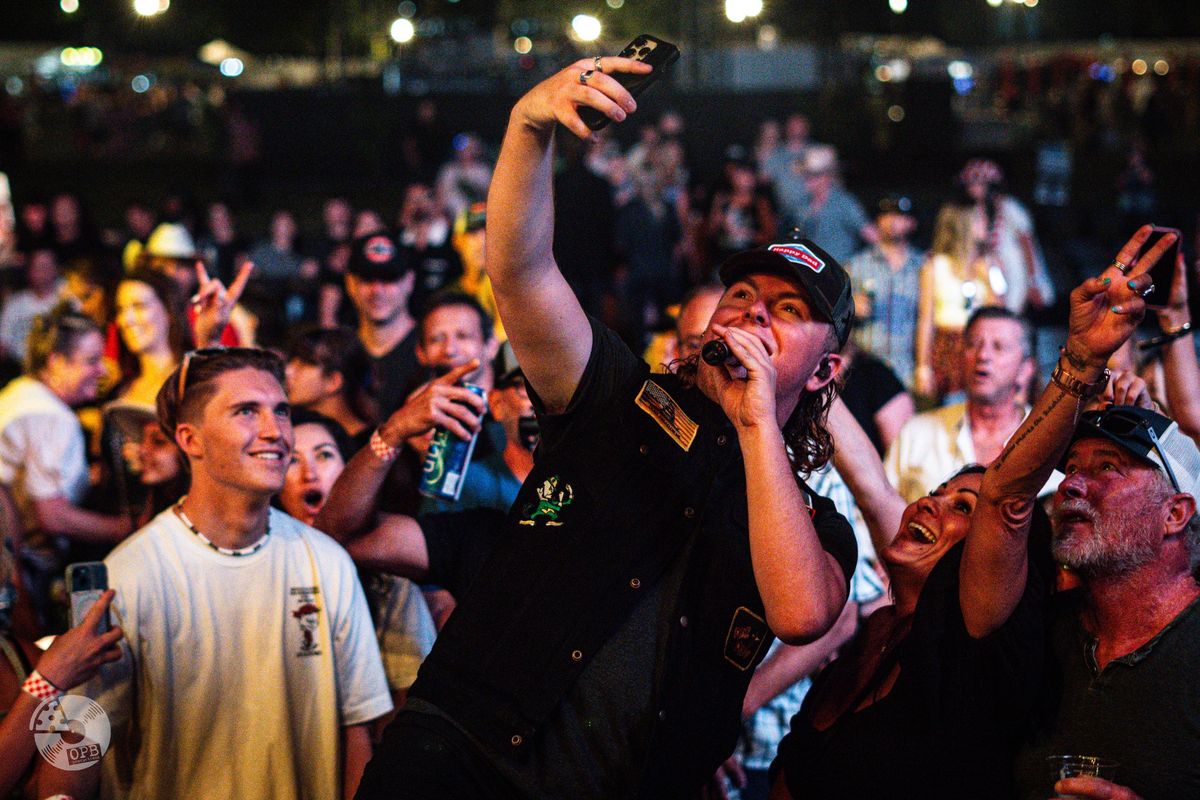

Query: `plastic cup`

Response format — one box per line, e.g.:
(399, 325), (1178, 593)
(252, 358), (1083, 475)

(1047, 755), (1119, 798)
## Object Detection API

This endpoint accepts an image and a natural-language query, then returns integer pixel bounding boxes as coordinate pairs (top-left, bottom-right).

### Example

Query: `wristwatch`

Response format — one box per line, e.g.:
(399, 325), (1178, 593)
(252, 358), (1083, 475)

(1050, 360), (1110, 399)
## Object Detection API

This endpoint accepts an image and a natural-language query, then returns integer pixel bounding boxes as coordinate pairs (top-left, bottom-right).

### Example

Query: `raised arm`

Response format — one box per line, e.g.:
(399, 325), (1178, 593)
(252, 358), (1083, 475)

(961, 225), (1174, 637)
(485, 58), (648, 412)
(1157, 253), (1200, 442)
(710, 324), (847, 644)
(315, 361), (484, 542)
(913, 259), (936, 398)
(828, 396), (906, 560)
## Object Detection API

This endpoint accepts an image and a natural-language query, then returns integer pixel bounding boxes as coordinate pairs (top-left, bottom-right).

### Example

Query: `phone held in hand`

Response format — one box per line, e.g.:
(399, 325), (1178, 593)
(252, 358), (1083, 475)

(1138, 226), (1181, 309)
(66, 561), (109, 632)
(579, 34), (680, 132)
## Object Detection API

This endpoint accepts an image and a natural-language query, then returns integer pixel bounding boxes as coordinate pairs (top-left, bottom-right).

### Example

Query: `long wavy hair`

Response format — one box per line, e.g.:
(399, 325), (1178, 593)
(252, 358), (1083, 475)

(670, 339), (839, 474)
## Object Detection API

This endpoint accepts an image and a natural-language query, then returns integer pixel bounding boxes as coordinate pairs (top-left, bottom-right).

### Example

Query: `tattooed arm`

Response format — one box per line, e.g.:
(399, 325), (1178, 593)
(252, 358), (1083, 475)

(960, 226), (1175, 637)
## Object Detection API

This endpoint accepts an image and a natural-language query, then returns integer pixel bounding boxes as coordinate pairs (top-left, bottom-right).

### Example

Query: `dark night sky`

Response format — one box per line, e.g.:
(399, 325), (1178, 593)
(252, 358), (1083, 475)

(2, 0), (1200, 58)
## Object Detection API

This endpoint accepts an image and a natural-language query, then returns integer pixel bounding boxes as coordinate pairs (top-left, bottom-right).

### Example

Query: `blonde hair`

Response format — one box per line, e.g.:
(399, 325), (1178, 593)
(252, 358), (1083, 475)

(930, 204), (976, 270)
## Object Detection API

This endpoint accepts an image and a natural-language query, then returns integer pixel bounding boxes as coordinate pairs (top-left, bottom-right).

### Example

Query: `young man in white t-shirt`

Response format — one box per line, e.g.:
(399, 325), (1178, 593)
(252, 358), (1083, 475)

(40, 347), (392, 800)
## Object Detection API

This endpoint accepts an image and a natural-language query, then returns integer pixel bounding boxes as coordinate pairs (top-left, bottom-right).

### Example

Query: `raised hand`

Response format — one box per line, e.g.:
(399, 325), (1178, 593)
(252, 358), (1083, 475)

(1064, 225), (1177, 369)
(192, 259), (253, 348)
(376, 360), (487, 448)
(35, 589), (124, 691)
(511, 57), (650, 140)
(703, 323), (779, 431)
(1157, 249), (1194, 332)
(1085, 369), (1157, 413)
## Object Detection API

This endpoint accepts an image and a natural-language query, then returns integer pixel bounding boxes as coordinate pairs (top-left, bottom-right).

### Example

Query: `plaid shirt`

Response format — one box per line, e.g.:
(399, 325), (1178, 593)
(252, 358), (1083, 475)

(846, 243), (924, 388)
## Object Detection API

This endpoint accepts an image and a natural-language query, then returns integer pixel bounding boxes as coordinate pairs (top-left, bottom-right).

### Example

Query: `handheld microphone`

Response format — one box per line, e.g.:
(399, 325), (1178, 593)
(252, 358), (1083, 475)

(701, 339), (738, 367)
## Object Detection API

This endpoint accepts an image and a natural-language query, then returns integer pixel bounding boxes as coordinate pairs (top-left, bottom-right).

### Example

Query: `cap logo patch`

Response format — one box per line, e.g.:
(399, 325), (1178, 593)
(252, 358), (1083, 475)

(364, 235), (395, 264)
(768, 244), (825, 273)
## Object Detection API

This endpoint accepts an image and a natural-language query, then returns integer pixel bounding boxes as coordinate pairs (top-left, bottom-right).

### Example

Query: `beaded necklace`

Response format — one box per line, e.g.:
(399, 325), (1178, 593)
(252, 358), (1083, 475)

(173, 501), (270, 557)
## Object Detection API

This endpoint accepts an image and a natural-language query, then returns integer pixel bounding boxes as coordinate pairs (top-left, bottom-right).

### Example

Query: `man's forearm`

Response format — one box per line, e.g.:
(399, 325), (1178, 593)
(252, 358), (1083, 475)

(35, 497), (128, 543)
(741, 600), (858, 719)
(1163, 333), (1200, 441)
(341, 723), (372, 800)
(741, 425), (846, 645)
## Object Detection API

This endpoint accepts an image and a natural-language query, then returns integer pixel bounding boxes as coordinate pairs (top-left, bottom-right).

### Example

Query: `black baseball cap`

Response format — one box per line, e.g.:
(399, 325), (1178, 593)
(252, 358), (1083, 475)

(717, 239), (854, 347)
(347, 233), (409, 282)
(875, 194), (914, 217)
(1061, 405), (1200, 496)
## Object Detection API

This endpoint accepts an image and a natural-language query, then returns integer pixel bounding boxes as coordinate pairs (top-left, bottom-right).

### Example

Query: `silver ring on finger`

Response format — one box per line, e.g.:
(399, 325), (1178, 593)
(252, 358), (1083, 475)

(593, 56), (604, 72)
(579, 69), (594, 85)
(1141, 284), (1155, 298)
(1111, 258), (1130, 274)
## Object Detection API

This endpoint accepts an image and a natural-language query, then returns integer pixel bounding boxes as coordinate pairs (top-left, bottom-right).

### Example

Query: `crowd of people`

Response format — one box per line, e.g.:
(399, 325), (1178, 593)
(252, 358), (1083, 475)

(0, 52), (1198, 800)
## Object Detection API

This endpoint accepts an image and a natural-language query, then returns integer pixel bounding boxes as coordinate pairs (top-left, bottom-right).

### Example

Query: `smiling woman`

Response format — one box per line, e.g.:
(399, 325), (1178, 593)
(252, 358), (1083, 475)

(769, 397), (1056, 799)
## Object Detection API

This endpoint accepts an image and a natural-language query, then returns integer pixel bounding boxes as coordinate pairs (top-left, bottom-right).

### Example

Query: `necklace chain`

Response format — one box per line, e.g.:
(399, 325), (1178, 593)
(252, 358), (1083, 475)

(173, 501), (270, 557)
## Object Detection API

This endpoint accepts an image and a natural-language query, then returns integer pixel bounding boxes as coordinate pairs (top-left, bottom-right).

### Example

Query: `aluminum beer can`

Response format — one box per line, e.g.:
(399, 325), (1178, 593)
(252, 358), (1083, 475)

(419, 382), (486, 501)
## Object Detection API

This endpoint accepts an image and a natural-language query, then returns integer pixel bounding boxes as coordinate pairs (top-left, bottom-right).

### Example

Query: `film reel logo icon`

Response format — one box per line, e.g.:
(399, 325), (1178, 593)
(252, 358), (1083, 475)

(29, 695), (111, 770)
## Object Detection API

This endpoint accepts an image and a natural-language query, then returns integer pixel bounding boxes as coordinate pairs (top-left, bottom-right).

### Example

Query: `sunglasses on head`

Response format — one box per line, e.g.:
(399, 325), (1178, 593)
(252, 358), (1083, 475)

(1083, 408), (1180, 493)
(176, 347), (264, 407)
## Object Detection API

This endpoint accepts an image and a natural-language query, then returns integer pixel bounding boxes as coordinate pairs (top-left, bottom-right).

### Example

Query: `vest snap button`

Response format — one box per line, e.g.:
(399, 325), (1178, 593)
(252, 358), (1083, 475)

(571, 649), (583, 662)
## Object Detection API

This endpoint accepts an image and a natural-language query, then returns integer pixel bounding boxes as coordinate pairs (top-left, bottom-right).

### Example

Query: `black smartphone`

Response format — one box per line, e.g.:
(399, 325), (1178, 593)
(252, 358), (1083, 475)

(579, 34), (680, 132)
(66, 561), (109, 632)
(1137, 226), (1181, 309)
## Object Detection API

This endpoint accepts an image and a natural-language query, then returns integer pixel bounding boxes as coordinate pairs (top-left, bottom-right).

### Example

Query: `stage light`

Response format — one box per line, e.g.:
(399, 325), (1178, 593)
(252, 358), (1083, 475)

(1154, 59), (1169, 75)
(887, 105), (905, 122)
(514, 36), (533, 54)
(947, 60), (973, 80)
(131, 74), (152, 93)
(133, 0), (166, 16)
(61, 0), (80, 13)
(1131, 59), (1147, 75)
(890, 0), (908, 13)
(607, 0), (625, 7)
(571, 14), (601, 42)
(390, 18), (415, 43)
(219, 57), (244, 77)
(757, 24), (778, 50)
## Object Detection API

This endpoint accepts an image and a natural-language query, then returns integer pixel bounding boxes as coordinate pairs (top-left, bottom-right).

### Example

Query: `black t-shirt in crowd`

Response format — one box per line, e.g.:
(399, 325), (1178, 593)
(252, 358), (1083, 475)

(367, 328), (420, 419)
(841, 351), (906, 455)
(1013, 591), (1200, 799)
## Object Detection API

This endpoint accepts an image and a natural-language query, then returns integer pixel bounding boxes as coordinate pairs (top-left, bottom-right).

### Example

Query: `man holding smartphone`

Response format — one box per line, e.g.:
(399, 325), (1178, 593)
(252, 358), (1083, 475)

(357, 54), (856, 799)
(40, 347), (391, 800)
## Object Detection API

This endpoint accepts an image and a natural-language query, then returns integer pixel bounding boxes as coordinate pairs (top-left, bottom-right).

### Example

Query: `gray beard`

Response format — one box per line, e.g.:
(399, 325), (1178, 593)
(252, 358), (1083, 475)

(1052, 501), (1159, 578)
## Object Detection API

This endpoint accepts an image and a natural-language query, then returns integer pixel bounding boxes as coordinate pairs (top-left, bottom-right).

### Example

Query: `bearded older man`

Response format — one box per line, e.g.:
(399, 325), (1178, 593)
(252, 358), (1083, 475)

(1011, 405), (1200, 799)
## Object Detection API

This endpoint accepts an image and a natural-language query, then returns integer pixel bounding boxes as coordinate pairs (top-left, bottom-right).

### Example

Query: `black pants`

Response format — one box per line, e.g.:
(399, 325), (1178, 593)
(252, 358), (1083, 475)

(355, 710), (523, 800)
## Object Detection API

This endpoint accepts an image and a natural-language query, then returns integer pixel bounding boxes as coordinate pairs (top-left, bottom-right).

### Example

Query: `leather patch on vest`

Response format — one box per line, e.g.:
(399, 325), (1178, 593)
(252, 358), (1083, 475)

(635, 380), (698, 451)
(724, 606), (769, 671)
